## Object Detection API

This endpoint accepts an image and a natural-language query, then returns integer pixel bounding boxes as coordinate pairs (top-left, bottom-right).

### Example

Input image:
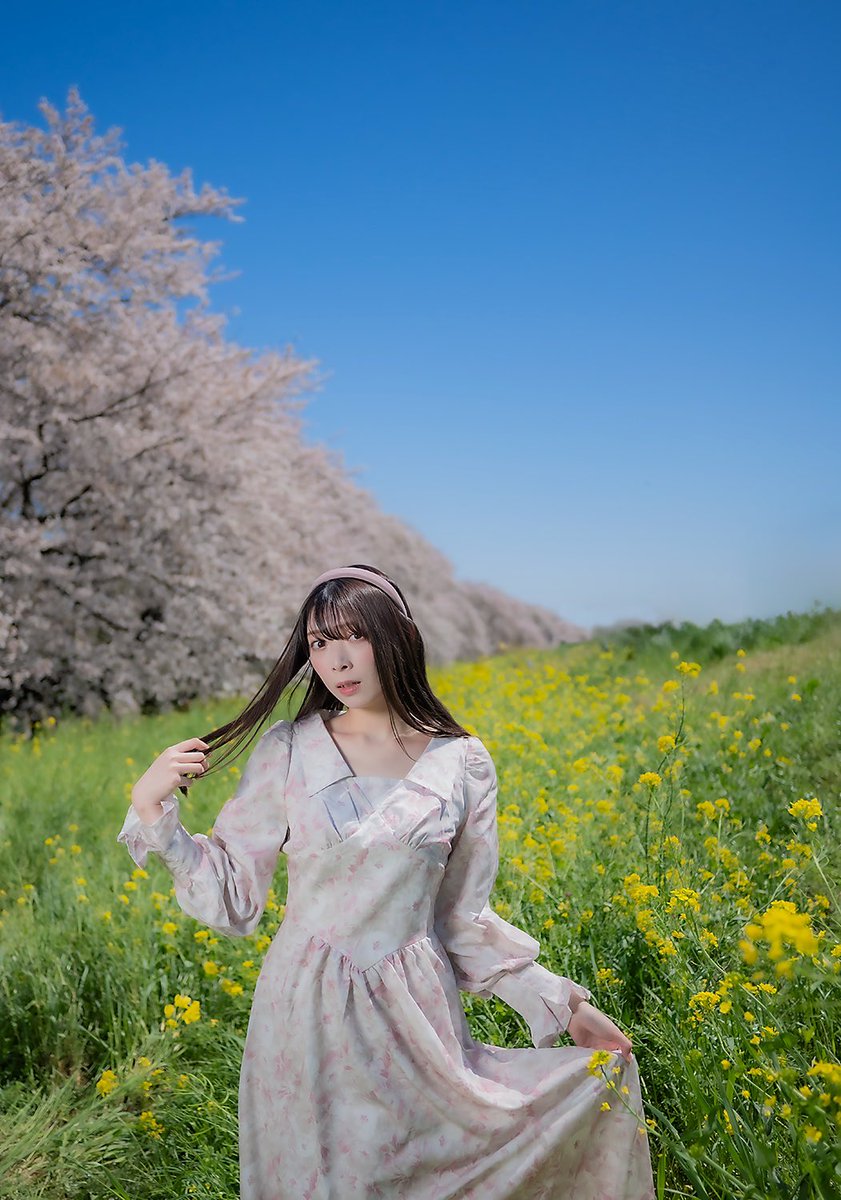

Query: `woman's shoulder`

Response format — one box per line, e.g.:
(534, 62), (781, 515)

(462, 733), (495, 783)
(261, 717), (295, 747)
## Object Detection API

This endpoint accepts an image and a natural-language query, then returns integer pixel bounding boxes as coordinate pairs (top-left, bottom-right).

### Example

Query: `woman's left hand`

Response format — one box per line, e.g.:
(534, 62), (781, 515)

(567, 1001), (633, 1062)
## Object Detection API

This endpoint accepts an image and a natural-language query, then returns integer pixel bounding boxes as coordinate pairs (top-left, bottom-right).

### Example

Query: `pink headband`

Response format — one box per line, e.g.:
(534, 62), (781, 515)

(309, 567), (409, 617)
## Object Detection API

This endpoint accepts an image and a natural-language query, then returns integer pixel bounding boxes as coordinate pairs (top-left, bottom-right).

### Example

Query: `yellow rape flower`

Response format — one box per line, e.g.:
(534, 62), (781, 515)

(742, 900), (820, 964)
(96, 1069), (119, 1097)
(688, 991), (720, 1023)
(181, 1000), (201, 1024)
(138, 1111), (164, 1139)
(807, 1062), (841, 1089)
(622, 874), (659, 904)
(596, 967), (622, 988)
(788, 797), (822, 831)
(666, 888), (701, 914)
(587, 1049), (613, 1074)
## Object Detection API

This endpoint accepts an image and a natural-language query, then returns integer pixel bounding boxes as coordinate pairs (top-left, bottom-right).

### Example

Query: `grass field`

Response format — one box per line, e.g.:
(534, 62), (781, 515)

(1, 607), (839, 1198)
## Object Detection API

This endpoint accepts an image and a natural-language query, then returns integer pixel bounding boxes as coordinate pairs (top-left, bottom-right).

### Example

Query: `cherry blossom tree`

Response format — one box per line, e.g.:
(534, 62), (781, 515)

(0, 89), (585, 729)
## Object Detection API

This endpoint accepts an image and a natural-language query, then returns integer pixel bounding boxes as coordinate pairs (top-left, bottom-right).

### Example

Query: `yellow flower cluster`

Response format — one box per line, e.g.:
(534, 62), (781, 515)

(163, 992), (201, 1029)
(587, 1049), (613, 1074)
(95, 1068), (119, 1097)
(666, 888), (702, 915)
(138, 1110), (164, 1139)
(688, 991), (721, 1024)
(806, 1061), (841, 1090)
(620, 873), (659, 905)
(740, 901), (820, 971)
(788, 797), (823, 832)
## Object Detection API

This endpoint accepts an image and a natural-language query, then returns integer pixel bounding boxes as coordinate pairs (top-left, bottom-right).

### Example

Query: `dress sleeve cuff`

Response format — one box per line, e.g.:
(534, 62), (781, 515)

(116, 795), (200, 878)
(492, 960), (592, 1047)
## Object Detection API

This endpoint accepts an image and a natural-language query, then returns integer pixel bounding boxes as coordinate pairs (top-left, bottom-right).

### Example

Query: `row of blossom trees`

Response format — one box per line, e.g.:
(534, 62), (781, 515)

(0, 90), (584, 727)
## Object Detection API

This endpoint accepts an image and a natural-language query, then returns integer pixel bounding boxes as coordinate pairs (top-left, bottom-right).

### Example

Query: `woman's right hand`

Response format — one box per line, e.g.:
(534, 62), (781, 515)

(567, 1001), (633, 1062)
(131, 737), (210, 825)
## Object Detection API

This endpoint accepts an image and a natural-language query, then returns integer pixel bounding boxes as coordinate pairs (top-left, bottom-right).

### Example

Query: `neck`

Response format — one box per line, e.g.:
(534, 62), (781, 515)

(336, 699), (411, 740)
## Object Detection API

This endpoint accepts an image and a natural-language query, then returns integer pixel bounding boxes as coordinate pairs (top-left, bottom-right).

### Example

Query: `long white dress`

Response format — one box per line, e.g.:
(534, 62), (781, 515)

(117, 711), (656, 1200)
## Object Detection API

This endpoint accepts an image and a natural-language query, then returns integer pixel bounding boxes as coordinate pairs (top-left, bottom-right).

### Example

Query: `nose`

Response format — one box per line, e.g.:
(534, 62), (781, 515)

(331, 642), (353, 671)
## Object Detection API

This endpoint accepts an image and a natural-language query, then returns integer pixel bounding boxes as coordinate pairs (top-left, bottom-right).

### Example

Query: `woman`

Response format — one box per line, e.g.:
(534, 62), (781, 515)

(118, 564), (656, 1199)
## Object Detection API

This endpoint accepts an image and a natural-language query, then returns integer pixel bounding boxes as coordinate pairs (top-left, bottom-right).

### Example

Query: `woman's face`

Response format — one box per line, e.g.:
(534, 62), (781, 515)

(307, 621), (384, 709)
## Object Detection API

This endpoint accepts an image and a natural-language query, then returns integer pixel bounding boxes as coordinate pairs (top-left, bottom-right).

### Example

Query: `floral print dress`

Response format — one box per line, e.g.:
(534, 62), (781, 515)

(117, 711), (656, 1200)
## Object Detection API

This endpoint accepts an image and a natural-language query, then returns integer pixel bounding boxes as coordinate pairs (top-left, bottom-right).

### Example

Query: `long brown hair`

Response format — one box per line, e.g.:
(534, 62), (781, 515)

(182, 564), (469, 793)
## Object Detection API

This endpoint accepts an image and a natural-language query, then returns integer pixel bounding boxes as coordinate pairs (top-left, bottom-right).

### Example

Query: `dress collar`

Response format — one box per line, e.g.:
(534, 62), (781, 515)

(294, 710), (465, 801)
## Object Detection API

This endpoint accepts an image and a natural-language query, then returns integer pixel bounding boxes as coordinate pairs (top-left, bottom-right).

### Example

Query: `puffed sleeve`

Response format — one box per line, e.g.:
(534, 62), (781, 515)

(434, 736), (591, 1048)
(116, 719), (292, 937)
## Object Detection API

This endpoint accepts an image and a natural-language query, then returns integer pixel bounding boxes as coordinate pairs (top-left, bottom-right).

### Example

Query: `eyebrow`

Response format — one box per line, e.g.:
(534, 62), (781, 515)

(306, 625), (356, 640)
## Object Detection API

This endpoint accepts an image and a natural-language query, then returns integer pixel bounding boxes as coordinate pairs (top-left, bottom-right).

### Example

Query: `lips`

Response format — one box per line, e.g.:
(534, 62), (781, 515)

(335, 680), (361, 694)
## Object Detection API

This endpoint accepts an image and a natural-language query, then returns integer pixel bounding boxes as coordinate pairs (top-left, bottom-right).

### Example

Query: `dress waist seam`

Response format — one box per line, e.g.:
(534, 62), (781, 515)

(306, 930), (437, 974)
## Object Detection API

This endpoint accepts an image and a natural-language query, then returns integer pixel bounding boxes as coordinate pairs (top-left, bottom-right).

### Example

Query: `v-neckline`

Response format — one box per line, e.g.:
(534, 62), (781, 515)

(317, 711), (438, 782)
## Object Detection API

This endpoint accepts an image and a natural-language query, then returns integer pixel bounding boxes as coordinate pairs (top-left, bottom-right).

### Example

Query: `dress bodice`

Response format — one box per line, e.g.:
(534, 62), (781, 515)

(322, 775), (402, 840)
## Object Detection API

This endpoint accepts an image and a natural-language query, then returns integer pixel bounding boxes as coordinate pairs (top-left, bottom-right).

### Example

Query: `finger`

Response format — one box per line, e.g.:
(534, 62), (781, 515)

(607, 1040), (632, 1062)
(176, 759), (207, 776)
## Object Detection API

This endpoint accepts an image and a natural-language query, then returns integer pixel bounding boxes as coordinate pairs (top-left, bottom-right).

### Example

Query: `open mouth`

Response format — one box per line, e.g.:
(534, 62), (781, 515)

(335, 681), (361, 694)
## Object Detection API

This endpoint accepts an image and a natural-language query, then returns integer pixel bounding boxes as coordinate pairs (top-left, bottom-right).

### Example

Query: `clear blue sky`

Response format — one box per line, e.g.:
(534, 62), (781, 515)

(3, 1), (840, 628)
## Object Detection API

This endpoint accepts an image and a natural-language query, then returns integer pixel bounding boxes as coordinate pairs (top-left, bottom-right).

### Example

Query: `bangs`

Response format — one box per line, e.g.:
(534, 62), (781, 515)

(307, 583), (370, 642)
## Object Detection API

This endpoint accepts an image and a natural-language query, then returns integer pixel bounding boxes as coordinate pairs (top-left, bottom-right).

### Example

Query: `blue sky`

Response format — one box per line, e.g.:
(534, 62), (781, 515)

(3, 1), (840, 628)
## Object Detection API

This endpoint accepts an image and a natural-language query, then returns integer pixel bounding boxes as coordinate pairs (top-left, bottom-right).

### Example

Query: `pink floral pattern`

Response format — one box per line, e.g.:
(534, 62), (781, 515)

(118, 712), (656, 1199)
